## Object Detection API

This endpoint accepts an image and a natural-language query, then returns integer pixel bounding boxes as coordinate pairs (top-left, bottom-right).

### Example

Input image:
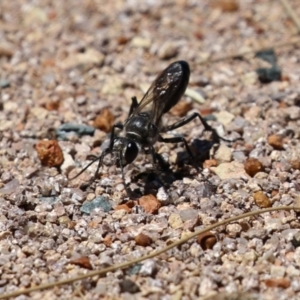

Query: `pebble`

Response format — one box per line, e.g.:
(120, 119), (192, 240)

(101, 76), (124, 95)
(80, 196), (112, 214)
(214, 144), (232, 163)
(211, 161), (250, 180)
(112, 209), (126, 219)
(60, 152), (75, 175)
(0, 171), (13, 184)
(185, 88), (205, 104)
(253, 191), (271, 208)
(240, 71), (258, 85)
(59, 48), (105, 71)
(93, 108), (115, 133)
(198, 277), (217, 296)
(244, 158), (264, 177)
(0, 80), (10, 88)
(135, 233), (153, 247)
(226, 223), (242, 238)
(267, 134), (284, 150)
(35, 140), (64, 167)
(30, 107), (49, 120)
(39, 196), (58, 205)
(197, 232), (217, 250)
(24, 7), (48, 25)
(0, 40), (14, 57)
(131, 37), (151, 49)
(244, 106), (262, 121)
(244, 228), (267, 240)
(156, 187), (169, 204)
(139, 259), (157, 276)
(179, 209), (198, 222)
(284, 106), (300, 120)
(56, 123), (95, 140)
(119, 279), (140, 293)
(264, 278), (290, 289)
(157, 41), (178, 59)
(213, 111), (235, 125)
(291, 231), (300, 248)
(265, 218), (282, 232)
(69, 256), (93, 270)
(139, 195), (161, 214)
(168, 213), (183, 229)
(215, 0), (239, 12)
(270, 265), (286, 278)
(115, 203), (132, 213)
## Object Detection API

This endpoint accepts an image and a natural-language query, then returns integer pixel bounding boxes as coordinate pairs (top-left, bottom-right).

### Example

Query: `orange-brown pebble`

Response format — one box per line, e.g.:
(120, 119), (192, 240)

(115, 200), (135, 213)
(135, 233), (152, 247)
(170, 100), (192, 117)
(199, 107), (214, 116)
(45, 100), (60, 111)
(115, 203), (132, 213)
(290, 160), (300, 170)
(69, 256), (93, 270)
(103, 235), (112, 247)
(264, 278), (290, 289)
(35, 140), (64, 167)
(244, 158), (264, 177)
(267, 134), (284, 150)
(213, 0), (239, 12)
(93, 108), (115, 133)
(253, 191), (271, 208)
(203, 159), (218, 169)
(68, 221), (76, 230)
(117, 36), (130, 45)
(196, 232), (217, 250)
(139, 194), (161, 214)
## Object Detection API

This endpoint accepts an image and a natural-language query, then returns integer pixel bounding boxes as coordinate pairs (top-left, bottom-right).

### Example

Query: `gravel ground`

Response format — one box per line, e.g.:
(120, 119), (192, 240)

(1, 0), (300, 299)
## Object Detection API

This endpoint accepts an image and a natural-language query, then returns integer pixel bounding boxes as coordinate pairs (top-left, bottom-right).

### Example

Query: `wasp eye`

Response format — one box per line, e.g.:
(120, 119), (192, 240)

(124, 142), (138, 165)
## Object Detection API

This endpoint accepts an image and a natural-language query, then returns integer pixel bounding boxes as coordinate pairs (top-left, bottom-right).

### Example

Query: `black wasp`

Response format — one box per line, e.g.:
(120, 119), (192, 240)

(73, 61), (225, 188)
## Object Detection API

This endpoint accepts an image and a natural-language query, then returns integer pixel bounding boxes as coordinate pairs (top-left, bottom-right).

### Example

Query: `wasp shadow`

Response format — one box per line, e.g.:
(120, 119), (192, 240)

(127, 137), (219, 198)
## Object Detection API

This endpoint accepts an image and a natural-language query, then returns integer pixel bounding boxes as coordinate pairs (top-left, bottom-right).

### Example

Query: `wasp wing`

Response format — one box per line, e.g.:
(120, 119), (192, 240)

(131, 61), (190, 126)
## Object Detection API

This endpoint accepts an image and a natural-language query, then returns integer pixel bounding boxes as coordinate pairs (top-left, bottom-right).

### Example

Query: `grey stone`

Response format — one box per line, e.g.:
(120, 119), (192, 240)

(80, 196), (112, 214)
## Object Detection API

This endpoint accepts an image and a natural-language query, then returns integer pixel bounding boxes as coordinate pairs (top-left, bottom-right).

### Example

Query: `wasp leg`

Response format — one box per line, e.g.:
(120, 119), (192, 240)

(108, 123), (123, 149)
(128, 96), (139, 117)
(158, 135), (200, 171)
(144, 146), (170, 171)
(162, 112), (233, 143)
(158, 135), (215, 187)
(70, 123), (124, 187)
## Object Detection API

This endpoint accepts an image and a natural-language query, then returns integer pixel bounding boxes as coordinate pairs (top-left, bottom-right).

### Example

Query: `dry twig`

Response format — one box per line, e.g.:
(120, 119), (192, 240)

(279, 0), (300, 33)
(0, 205), (298, 299)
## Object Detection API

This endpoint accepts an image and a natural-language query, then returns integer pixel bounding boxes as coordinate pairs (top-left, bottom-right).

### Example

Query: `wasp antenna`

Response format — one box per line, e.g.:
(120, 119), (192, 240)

(69, 155), (101, 180)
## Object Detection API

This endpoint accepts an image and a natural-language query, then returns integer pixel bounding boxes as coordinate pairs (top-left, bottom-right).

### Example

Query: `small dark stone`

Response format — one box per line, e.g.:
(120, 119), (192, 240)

(255, 49), (281, 83)
(291, 232), (300, 248)
(119, 279), (140, 294)
(255, 49), (277, 65)
(256, 66), (281, 83)
(56, 123), (95, 140)
(80, 196), (112, 214)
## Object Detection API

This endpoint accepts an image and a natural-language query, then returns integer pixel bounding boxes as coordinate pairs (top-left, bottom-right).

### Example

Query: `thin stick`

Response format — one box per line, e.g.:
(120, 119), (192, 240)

(0, 205), (298, 299)
(200, 37), (300, 65)
(279, 0), (300, 33)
